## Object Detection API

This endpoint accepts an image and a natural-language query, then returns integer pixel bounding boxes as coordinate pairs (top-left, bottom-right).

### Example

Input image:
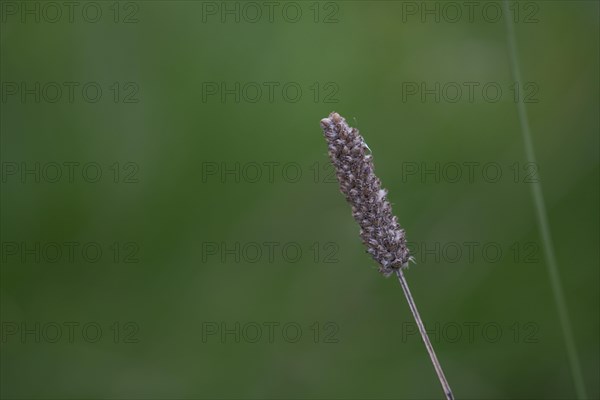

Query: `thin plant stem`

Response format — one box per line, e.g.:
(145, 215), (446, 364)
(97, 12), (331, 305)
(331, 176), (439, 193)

(396, 269), (454, 400)
(320, 113), (455, 398)
(502, 1), (587, 398)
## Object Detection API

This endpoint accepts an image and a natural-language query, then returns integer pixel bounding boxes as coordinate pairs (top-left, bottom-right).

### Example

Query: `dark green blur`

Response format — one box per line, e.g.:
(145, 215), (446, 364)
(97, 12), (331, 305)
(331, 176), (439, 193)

(1, 1), (598, 399)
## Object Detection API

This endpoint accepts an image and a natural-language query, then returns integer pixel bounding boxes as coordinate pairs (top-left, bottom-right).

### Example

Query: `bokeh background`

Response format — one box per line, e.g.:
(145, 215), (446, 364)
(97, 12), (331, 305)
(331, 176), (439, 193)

(1, 1), (598, 399)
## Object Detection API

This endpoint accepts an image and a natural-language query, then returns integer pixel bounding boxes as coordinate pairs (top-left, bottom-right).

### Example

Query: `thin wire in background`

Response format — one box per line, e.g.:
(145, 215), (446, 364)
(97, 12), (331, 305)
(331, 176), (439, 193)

(502, 1), (588, 398)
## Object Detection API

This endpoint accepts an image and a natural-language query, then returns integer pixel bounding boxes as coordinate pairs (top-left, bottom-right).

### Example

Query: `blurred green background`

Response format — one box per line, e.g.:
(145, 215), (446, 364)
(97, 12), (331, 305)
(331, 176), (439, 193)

(1, 1), (598, 399)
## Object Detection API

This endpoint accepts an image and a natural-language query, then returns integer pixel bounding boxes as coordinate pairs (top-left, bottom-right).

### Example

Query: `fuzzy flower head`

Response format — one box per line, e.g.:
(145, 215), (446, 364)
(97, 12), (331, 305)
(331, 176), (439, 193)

(320, 112), (410, 276)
